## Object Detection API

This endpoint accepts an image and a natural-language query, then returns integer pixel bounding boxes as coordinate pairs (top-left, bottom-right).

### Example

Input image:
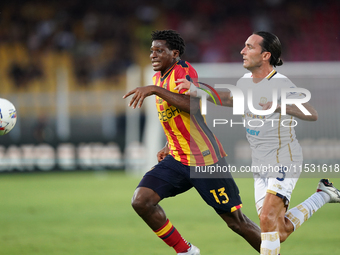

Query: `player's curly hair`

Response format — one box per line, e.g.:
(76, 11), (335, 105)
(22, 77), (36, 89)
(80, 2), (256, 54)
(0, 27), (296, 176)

(151, 30), (185, 57)
(254, 31), (283, 67)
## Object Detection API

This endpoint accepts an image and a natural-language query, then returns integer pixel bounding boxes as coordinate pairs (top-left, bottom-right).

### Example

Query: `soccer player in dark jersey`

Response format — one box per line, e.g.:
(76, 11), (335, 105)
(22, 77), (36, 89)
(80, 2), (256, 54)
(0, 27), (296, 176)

(123, 30), (261, 255)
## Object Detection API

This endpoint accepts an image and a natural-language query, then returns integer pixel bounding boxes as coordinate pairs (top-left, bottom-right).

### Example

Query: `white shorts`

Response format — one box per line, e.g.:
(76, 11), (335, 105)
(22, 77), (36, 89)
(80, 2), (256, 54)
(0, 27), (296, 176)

(253, 161), (302, 215)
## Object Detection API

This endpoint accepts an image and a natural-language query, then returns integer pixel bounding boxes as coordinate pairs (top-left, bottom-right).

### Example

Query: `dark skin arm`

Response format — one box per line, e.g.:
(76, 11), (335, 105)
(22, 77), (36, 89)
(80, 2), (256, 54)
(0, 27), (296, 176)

(123, 85), (200, 114)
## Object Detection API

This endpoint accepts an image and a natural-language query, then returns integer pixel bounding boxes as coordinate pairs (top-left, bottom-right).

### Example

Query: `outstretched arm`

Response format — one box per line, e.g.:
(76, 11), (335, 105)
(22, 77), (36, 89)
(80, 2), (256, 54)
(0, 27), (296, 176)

(260, 102), (318, 121)
(174, 79), (234, 107)
(123, 85), (200, 114)
(284, 102), (318, 121)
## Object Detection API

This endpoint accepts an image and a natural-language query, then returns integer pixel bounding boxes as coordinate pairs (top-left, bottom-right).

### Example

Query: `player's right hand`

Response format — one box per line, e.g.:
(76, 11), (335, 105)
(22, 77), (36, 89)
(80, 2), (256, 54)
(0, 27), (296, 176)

(259, 101), (281, 112)
(123, 86), (155, 109)
(174, 79), (191, 95)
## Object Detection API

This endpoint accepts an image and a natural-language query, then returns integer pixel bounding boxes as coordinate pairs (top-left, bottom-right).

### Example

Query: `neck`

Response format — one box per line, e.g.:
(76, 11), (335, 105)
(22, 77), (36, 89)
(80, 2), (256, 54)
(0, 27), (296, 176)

(161, 59), (179, 76)
(250, 65), (274, 83)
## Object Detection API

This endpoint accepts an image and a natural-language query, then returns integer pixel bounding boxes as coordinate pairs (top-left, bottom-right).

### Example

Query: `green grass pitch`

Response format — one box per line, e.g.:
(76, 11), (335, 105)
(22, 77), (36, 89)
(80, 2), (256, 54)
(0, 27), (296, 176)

(1, 171), (339, 255)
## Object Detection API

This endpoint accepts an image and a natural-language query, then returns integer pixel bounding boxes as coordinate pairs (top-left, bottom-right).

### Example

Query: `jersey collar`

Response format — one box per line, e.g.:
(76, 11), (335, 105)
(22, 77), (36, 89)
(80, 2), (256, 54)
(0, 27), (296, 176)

(250, 69), (277, 81)
(266, 69), (277, 80)
(160, 61), (178, 82)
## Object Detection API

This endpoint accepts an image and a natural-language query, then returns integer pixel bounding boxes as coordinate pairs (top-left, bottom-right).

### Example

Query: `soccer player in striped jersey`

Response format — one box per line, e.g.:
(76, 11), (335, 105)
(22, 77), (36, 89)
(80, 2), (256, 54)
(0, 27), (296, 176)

(123, 30), (261, 255)
(175, 31), (340, 255)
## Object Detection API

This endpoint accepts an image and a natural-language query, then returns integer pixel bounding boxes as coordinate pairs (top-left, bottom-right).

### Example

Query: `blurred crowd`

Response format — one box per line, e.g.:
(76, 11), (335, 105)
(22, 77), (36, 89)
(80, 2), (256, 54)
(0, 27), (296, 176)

(1, 0), (339, 88)
(164, 0), (340, 63)
(1, 0), (134, 87)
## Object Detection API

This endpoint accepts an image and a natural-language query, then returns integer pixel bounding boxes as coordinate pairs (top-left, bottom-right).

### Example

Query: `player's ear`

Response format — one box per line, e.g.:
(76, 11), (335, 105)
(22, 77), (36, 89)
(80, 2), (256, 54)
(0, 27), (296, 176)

(263, 51), (271, 61)
(172, 49), (180, 59)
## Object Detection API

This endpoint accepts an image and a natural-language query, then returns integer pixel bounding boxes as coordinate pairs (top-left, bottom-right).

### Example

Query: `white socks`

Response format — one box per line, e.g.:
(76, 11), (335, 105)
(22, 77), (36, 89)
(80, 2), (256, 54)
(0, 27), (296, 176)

(285, 191), (330, 231)
(260, 191), (330, 255)
(260, 231), (280, 255)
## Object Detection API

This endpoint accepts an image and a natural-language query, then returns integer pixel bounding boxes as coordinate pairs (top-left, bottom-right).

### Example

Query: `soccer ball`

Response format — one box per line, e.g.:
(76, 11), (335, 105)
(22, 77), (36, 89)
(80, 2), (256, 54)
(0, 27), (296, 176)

(0, 98), (17, 136)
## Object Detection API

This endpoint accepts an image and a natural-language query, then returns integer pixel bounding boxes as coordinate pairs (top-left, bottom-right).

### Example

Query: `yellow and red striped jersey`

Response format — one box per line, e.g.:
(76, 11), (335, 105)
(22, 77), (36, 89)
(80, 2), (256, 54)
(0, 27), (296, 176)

(153, 60), (226, 166)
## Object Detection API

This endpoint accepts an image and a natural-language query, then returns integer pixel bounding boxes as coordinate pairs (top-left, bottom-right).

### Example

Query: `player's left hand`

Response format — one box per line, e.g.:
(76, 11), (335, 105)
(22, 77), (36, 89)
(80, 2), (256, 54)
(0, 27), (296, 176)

(157, 145), (169, 162)
(123, 86), (154, 109)
(259, 101), (281, 112)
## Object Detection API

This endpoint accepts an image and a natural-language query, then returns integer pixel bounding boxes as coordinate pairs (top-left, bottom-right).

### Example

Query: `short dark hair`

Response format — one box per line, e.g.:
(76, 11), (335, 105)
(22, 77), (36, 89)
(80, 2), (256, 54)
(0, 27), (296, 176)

(254, 31), (283, 67)
(151, 30), (185, 57)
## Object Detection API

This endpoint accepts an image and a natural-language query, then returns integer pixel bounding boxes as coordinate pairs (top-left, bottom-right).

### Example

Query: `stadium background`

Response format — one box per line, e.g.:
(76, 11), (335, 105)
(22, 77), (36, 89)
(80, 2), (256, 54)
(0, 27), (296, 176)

(1, 0), (340, 172)
(1, 1), (340, 255)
